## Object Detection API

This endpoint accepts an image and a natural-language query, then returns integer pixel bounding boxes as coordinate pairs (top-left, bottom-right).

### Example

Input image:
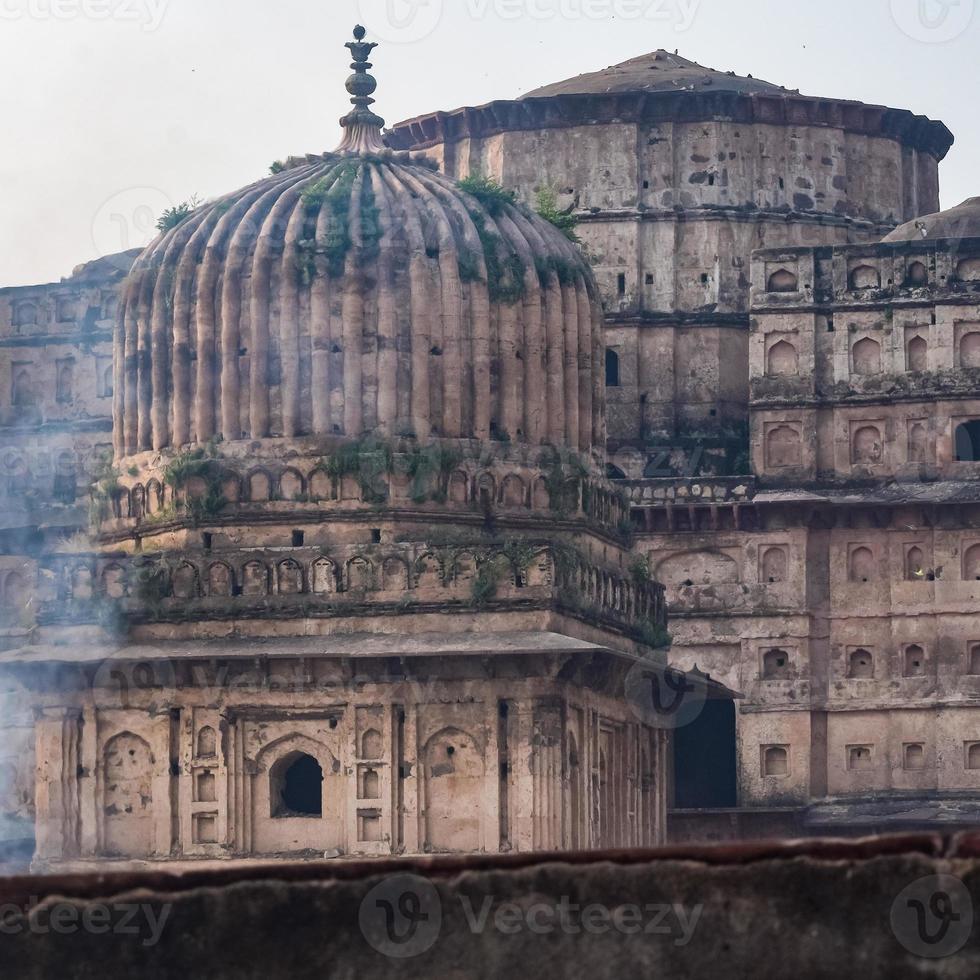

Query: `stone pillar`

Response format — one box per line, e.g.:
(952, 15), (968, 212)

(531, 701), (563, 851)
(34, 708), (81, 862)
(78, 706), (98, 856)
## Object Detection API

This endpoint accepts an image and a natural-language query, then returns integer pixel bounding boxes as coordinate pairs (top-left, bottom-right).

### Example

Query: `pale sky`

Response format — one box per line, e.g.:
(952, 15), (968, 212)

(0, 0), (976, 287)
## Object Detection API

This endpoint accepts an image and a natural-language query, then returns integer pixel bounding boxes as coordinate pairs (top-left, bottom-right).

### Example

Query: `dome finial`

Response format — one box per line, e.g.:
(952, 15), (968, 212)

(335, 25), (387, 156)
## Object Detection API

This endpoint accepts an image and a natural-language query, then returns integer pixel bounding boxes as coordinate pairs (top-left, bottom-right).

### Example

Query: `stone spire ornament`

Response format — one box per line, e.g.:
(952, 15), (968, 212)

(334, 25), (387, 155)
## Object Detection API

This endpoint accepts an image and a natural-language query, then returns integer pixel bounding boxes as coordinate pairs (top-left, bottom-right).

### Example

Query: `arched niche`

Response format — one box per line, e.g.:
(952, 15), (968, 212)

(277, 559), (303, 595)
(852, 337), (881, 376)
(761, 546), (788, 584)
(196, 726), (217, 758)
(208, 562), (234, 597)
(963, 543), (980, 581)
(908, 423), (929, 463)
(849, 264), (880, 290)
(907, 335), (928, 373)
(906, 547), (926, 582)
(848, 649), (874, 679)
(960, 332), (980, 369)
(852, 426), (883, 465)
(766, 424), (802, 469)
(102, 732), (155, 858)
(767, 269), (798, 293)
(422, 727), (484, 853)
(312, 558), (337, 595)
(848, 546), (875, 583)
(906, 261), (929, 286)
(766, 339), (799, 377)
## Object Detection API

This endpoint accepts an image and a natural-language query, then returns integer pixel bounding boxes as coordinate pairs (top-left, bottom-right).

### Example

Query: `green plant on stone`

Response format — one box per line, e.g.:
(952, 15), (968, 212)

(534, 186), (580, 243)
(457, 175), (517, 217)
(156, 196), (201, 233)
(638, 621), (673, 652)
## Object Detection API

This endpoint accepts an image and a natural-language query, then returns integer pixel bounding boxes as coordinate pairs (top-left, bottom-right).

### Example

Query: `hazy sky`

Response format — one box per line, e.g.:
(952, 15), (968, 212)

(0, 0), (976, 287)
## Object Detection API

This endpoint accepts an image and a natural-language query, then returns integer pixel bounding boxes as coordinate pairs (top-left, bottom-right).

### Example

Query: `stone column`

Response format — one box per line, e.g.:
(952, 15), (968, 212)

(34, 708), (81, 863)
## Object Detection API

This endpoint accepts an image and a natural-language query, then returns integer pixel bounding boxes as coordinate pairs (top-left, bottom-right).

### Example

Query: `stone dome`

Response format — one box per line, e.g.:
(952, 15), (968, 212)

(520, 49), (788, 99)
(882, 196), (980, 243)
(113, 32), (603, 460)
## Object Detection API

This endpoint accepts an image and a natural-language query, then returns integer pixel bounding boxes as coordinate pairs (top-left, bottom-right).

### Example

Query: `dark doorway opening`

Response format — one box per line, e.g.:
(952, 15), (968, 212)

(272, 752), (323, 817)
(605, 349), (620, 387)
(673, 699), (737, 808)
(955, 420), (980, 462)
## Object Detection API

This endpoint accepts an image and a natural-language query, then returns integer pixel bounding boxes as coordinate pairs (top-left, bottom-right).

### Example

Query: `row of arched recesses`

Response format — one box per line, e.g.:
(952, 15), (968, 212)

(844, 645), (928, 679)
(848, 257), (980, 291)
(763, 738), (980, 778)
(652, 546), (789, 590)
(848, 543), (980, 583)
(2, 451), (78, 503)
(104, 550), (553, 601)
(111, 469), (620, 525)
(765, 330), (980, 379)
(8, 295), (116, 331)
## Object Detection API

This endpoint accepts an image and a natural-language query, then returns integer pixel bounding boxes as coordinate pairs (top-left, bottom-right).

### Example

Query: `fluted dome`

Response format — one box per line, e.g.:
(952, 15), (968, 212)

(882, 197), (980, 243)
(114, 31), (603, 460)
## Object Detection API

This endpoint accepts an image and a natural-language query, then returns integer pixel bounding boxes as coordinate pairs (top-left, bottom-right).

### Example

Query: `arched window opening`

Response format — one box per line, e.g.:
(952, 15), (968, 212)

(848, 746), (873, 771)
(968, 743), (980, 771)
(971, 644), (980, 676)
(605, 349), (621, 388)
(904, 744), (925, 770)
(955, 421), (980, 462)
(904, 645), (926, 677)
(271, 752), (323, 817)
(848, 649), (874, 679)
(763, 649), (791, 679)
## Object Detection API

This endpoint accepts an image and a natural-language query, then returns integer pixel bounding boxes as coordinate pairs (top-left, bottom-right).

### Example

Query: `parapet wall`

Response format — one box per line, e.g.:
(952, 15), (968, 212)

(1, 834), (979, 978)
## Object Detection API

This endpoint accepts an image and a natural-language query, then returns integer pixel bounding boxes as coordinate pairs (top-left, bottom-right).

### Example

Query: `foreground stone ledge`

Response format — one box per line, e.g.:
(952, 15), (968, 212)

(2, 834), (980, 978)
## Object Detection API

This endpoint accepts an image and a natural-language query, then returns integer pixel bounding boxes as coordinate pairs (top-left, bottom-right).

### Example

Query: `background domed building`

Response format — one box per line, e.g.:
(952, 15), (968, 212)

(388, 49), (954, 465)
(0, 29), (728, 871)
